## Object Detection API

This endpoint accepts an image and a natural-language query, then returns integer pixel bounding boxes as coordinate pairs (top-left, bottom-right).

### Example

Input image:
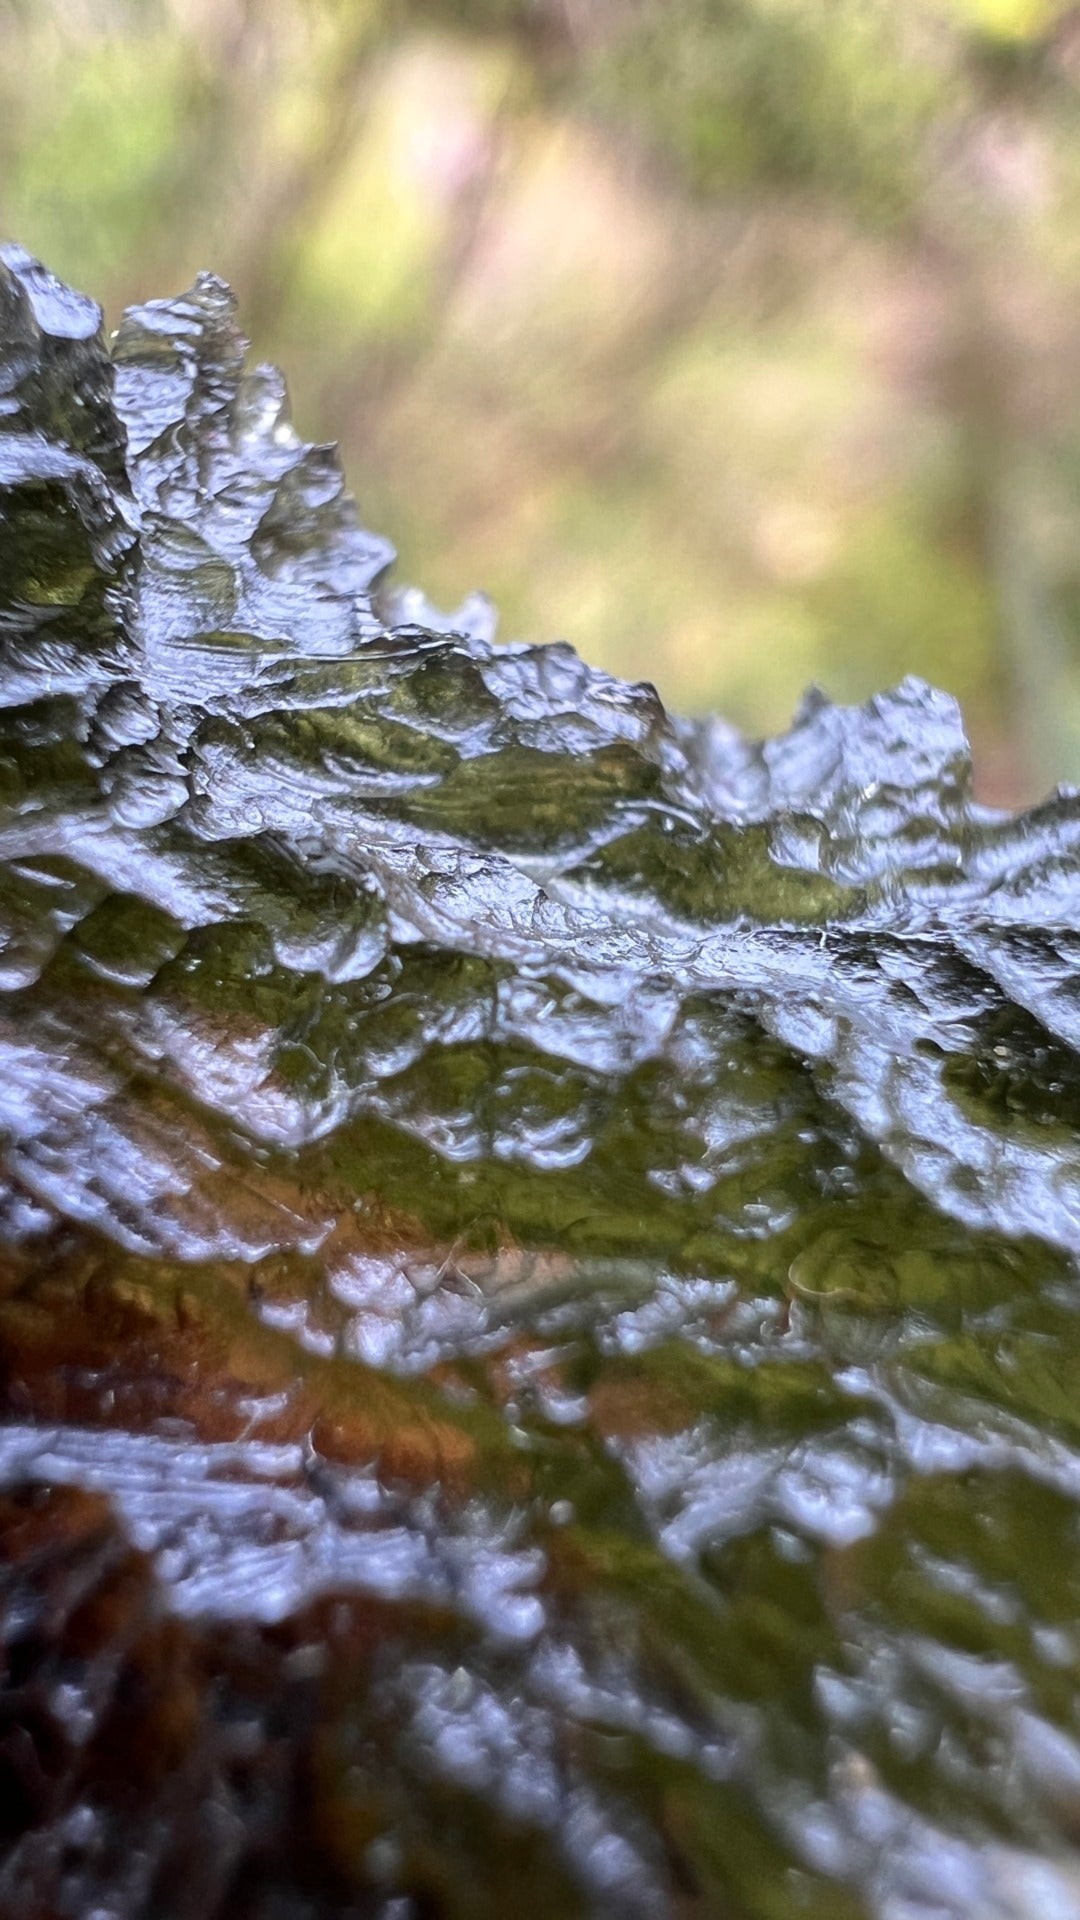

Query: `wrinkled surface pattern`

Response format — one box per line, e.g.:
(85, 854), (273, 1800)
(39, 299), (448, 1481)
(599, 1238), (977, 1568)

(3, 246), (1080, 1918)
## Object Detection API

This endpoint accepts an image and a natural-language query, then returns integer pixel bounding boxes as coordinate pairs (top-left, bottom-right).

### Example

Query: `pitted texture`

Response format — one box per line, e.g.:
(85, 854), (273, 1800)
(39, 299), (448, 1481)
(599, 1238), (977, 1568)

(3, 247), (1080, 1919)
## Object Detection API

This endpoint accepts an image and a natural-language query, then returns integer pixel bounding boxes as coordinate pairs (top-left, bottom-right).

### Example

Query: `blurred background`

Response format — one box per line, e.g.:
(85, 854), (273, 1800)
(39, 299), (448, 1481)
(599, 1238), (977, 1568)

(4, 0), (1080, 801)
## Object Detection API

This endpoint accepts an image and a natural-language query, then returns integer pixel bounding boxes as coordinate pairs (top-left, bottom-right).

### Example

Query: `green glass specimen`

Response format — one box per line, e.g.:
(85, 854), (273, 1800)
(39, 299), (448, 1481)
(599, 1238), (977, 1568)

(3, 246), (1080, 1919)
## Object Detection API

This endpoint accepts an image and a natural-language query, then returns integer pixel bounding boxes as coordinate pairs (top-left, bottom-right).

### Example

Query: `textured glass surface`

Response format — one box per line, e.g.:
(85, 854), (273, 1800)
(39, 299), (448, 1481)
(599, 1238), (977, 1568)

(3, 247), (1080, 1918)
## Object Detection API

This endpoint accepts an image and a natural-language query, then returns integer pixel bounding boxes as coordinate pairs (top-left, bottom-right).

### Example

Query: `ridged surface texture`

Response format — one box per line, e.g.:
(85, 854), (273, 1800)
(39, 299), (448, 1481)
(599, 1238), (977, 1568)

(3, 246), (1080, 1919)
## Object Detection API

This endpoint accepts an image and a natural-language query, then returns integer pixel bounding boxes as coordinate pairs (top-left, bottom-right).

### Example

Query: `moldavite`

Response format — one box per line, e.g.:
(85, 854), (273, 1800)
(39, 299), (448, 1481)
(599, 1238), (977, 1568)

(2, 247), (1080, 1920)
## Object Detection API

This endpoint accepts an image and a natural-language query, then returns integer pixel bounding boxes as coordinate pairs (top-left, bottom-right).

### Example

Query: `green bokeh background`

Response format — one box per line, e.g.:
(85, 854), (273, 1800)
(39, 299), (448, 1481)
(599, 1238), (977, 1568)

(5, 0), (1080, 799)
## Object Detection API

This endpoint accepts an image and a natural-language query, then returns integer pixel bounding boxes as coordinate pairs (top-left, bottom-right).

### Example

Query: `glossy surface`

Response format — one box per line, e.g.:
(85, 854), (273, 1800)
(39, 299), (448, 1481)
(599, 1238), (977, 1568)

(3, 248), (1080, 1917)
